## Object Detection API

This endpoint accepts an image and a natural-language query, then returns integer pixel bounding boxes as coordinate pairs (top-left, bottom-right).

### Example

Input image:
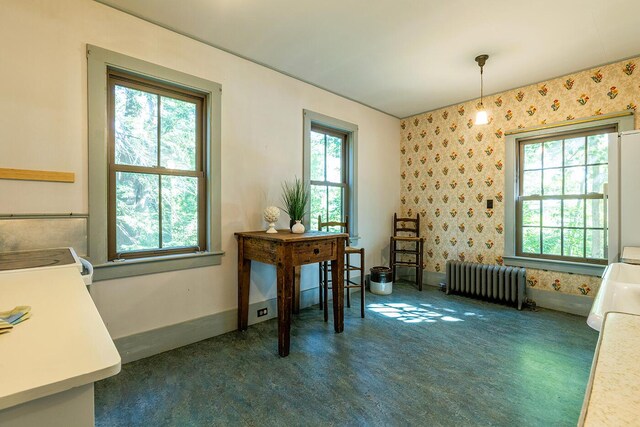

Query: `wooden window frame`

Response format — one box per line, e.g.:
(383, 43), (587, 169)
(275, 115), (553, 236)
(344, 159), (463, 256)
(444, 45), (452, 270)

(107, 70), (207, 260)
(515, 126), (615, 265)
(309, 125), (349, 226)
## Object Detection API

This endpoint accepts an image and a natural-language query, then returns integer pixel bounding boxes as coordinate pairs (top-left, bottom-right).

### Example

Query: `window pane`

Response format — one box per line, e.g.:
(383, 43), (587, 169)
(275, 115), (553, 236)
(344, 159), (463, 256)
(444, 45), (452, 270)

(522, 200), (540, 226)
(114, 85), (158, 167)
(563, 228), (584, 258)
(543, 140), (563, 168)
(522, 227), (541, 254)
(161, 175), (199, 248)
(310, 184), (327, 230)
(160, 97), (196, 170)
(564, 137), (585, 166)
(586, 164), (607, 193)
(542, 199), (561, 226)
(523, 170), (542, 195)
(563, 199), (584, 227)
(587, 134), (608, 164)
(326, 135), (343, 183)
(586, 229), (605, 259)
(523, 143), (542, 170)
(518, 131), (609, 264)
(586, 199), (604, 228)
(564, 167), (585, 194)
(328, 186), (343, 223)
(542, 228), (562, 255)
(543, 168), (562, 195)
(310, 131), (325, 181)
(115, 172), (159, 252)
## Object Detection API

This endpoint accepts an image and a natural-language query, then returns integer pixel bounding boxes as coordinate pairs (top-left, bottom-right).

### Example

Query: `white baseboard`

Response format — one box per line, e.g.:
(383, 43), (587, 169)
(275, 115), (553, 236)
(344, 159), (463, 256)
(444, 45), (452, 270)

(394, 266), (444, 288)
(398, 266), (590, 316)
(114, 274), (590, 364)
(114, 287), (321, 364)
(525, 287), (593, 317)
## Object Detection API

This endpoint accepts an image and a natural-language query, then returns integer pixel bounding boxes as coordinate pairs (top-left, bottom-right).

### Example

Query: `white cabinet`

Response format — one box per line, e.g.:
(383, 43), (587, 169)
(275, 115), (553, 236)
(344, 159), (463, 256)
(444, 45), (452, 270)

(608, 130), (640, 263)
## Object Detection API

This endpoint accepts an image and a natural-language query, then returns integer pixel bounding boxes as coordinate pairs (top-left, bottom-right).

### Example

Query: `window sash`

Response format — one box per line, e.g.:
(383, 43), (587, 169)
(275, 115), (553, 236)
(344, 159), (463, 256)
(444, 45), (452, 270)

(517, 125), (616, 145)
(310, 125), (349, 226)
(515, 195), (607, 264)
(108, 71), (205, 171)
(516, 128), (612, 265)
(107, 71), (207, 260)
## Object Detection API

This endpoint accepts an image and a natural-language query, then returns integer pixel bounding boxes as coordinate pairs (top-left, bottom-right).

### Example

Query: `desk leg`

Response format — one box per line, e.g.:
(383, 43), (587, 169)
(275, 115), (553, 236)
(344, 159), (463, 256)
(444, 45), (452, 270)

(331, 238), (345, 333)
(293, 266), (301, 314)
(276, 247), (293, 356)
(237, 237), (251, 331)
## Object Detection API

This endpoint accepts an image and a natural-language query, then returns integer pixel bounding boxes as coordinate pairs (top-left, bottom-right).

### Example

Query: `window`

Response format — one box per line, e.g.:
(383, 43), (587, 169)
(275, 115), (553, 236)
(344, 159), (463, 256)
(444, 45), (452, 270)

(504, 112), (634, 276)
(309, 126), (348, 231)
(303, 110), (358, 238)
(517, 128), (612, 265)
(88, 45), (222, 281)
(107, 71), (206, 260)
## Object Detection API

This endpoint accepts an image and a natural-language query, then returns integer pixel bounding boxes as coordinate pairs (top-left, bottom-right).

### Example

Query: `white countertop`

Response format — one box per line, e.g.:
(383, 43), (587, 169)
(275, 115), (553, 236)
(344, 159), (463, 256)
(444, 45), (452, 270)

(579, 312), (640, 426)
(0, 265), (120, 410)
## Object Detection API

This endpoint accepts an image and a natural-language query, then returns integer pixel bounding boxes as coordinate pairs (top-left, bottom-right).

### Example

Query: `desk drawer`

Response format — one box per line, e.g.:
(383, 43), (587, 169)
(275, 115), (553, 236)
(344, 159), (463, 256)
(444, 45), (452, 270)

(292, 240), (336, 265)
(243, 238), (278, 264)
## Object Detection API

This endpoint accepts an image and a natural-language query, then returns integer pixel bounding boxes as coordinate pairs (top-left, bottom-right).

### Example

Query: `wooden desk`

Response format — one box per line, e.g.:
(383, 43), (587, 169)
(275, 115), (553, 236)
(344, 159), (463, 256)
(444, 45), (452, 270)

(235, 230), (348, 357)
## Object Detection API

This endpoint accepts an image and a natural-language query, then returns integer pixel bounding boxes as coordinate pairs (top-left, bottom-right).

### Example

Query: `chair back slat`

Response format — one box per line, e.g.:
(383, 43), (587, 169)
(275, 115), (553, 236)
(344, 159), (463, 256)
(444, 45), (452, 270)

(318, 215), (350, 236)
(393, 212), (420, 238)
(395, 217), (419, 222)
(396, 227), (417, 233)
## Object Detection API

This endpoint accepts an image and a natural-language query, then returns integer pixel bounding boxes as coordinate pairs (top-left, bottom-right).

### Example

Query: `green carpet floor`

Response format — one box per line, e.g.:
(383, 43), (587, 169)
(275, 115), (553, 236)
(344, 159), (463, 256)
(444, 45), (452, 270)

(95, 283), (598, 426)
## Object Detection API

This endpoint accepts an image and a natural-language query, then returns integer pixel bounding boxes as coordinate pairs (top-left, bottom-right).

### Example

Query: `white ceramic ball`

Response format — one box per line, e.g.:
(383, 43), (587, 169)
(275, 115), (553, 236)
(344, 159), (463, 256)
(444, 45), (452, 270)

(263, 206), (280, 223)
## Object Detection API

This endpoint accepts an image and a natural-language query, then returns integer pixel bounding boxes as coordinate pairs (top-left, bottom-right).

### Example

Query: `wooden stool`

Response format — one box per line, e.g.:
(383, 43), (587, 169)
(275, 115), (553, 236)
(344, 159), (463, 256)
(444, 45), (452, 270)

(318, 215), (365, 320)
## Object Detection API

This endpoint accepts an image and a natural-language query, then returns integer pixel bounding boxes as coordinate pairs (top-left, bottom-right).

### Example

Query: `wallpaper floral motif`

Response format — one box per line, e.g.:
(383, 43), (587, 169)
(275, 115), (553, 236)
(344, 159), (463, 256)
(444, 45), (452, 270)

(400, 57), (640, 297)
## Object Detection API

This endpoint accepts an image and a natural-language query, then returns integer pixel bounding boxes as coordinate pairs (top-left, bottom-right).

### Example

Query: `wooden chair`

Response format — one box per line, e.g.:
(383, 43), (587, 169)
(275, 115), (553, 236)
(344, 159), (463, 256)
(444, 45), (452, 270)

(318, 215), (365, 321)
(389, 213), (425, 290)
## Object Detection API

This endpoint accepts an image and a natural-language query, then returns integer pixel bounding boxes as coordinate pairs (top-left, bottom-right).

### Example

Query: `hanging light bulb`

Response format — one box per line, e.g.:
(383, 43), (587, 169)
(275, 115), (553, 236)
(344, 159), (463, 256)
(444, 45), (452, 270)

(475, 109), (488, 125)
(475, 54), (489, 125)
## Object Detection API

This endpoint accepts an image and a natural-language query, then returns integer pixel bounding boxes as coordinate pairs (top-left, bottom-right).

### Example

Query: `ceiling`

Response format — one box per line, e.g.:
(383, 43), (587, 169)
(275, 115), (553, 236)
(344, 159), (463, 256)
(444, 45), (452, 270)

(97, 0), (640, 118)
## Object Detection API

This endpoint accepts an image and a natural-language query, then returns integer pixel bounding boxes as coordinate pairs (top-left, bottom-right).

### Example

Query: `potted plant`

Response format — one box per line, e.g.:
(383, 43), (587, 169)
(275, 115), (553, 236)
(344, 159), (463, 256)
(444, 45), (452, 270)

(281, 177), (310, 233)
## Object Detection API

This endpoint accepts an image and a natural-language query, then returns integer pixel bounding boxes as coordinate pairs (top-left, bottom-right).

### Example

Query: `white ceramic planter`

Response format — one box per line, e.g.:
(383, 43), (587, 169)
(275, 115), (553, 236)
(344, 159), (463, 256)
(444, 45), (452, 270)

(291, 220), (305, 234)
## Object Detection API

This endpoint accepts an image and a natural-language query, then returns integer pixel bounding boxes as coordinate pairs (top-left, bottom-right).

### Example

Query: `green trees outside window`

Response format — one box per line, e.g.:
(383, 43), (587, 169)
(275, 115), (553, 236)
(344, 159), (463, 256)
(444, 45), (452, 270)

(108, 71), (205, 259)
(518, 131), (609, 263)
(309, 126), (348, 232)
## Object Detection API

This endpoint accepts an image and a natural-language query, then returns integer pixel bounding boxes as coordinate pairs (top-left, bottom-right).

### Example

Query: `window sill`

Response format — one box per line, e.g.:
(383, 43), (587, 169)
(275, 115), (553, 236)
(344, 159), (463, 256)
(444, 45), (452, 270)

(92, 251), (224, 282)
(503, 255), (605, 277)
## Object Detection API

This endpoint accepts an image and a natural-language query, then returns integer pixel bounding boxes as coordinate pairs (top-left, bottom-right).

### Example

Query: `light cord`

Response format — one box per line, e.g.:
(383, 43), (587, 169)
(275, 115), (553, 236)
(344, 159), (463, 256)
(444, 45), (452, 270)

(480, 65), (484, 107)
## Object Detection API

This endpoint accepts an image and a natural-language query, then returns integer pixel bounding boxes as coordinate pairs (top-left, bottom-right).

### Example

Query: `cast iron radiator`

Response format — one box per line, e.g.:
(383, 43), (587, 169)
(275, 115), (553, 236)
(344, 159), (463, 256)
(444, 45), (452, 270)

(445, 260), (526, 310)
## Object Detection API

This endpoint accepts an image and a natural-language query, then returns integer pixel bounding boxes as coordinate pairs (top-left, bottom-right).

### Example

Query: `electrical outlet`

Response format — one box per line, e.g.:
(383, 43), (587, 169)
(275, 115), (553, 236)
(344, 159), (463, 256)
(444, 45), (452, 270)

(486, 199), (494, 209)
(257, 308), (268, 317)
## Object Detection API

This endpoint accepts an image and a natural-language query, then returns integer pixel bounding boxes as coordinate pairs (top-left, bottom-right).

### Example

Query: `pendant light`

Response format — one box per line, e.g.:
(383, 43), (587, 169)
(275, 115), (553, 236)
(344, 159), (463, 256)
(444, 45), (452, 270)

(474, 54), (489, 125)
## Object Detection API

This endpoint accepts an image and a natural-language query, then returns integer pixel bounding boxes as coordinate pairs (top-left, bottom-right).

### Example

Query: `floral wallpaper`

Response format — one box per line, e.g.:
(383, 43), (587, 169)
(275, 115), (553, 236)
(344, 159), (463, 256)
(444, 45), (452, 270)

(400, 57), (640, 297)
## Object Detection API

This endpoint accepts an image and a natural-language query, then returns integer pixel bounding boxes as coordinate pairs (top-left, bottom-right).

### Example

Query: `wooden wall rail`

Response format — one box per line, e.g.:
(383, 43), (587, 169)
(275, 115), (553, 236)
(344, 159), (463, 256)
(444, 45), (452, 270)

(0, 168), (75, 183)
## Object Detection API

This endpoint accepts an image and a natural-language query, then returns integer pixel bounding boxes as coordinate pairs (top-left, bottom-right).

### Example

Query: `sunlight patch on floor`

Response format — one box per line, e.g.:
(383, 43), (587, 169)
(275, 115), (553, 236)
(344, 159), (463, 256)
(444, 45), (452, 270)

(368, 302), (483, 324)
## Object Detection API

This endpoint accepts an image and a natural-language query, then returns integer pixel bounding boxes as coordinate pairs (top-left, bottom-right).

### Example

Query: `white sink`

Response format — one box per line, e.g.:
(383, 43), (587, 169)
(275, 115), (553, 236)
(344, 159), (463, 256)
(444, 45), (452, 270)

(588, 262), (640, 331)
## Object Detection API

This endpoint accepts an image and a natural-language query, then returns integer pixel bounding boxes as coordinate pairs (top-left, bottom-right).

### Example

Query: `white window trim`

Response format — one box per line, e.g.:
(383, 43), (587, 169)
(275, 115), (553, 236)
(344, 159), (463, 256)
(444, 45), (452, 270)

(504, 112), (634, 276)
(302, 110), (358, 242)
(87, 45), (223, 281)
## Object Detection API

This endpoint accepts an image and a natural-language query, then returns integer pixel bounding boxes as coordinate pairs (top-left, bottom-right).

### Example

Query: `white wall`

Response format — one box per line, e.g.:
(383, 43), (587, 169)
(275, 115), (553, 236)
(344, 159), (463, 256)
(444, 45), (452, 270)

(0, 0), (400, 339)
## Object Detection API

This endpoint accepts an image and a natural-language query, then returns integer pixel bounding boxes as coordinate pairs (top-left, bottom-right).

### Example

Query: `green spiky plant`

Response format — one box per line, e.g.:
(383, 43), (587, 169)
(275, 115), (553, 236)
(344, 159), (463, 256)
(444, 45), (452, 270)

(281, 177), (310, 224)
